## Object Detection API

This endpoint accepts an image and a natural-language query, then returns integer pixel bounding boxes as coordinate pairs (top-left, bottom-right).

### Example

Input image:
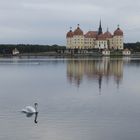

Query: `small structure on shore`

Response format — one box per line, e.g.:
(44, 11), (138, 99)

(102, 49), (110, 56)
(123, 48), (131, 56)
(12, 48), (20, 55)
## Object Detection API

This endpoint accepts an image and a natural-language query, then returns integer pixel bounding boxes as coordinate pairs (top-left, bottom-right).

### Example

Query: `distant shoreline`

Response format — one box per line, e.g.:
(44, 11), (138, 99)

(1, 51), (140, 58)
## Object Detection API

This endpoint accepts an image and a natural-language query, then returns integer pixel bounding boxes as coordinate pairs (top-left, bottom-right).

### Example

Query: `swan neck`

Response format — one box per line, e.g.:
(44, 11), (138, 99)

(34, 104), (38, 112)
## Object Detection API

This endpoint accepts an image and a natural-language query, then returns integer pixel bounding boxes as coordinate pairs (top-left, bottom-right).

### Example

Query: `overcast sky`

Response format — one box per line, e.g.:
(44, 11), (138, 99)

(0, 0), (140, 45)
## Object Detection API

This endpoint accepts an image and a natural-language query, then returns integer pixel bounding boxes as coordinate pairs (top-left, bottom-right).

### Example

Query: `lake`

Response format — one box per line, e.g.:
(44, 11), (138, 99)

(0, 57), (140, 140)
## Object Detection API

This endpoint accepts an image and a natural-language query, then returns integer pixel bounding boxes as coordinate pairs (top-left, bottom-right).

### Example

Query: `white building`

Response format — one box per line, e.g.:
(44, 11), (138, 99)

(12, 48), (20, 55)
(66, 22), (124, 50)
(123, 49), (131, 56)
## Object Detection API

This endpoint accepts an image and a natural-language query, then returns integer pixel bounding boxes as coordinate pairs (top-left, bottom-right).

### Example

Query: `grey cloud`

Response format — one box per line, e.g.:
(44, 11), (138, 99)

(0, 0), (139, 44)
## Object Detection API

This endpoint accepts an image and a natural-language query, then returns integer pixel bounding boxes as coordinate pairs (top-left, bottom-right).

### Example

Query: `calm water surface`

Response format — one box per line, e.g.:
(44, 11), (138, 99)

(0, 57), (140, 140)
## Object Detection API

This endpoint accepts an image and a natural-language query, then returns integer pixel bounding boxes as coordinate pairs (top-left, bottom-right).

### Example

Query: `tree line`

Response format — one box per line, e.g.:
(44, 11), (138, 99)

(0, 43), (140, 54)
(124, 42), (140, 52)
(0, 44), (66, 54)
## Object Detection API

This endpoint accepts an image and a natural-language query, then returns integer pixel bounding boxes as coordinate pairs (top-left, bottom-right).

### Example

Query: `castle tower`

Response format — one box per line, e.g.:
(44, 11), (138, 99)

(73, 24), (84, 49)
(113, 25), (124, 50)
(66, 27), (74, 49)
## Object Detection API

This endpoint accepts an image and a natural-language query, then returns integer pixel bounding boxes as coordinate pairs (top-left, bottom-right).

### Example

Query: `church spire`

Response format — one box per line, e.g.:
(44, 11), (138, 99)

(98, 20), (103, 35)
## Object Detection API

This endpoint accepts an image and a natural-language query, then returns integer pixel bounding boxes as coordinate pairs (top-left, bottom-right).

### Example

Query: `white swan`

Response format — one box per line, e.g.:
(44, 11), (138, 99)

(21, 103), (38, 114)
(21, 103), (38, 123)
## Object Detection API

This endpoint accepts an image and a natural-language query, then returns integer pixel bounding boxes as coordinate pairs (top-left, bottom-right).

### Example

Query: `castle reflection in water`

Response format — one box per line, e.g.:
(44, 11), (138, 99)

(67, 58), (126, 91)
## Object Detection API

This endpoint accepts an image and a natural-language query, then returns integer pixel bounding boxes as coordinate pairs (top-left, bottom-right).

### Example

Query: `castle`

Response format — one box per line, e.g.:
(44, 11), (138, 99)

(66, 21), (124, 50)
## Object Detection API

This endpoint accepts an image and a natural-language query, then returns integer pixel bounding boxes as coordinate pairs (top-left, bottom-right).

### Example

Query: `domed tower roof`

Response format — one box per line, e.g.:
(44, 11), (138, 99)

(73, 24), (84, 36)
(114, 25), (123, 36)
(66, 27), (74, 38)
(104, 28), (112, 38)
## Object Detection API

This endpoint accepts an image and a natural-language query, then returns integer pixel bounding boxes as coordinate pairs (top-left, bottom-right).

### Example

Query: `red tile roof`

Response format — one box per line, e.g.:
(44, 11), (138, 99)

(104, 31), (113, 38)
(84, 31), (98, 38)
(97, 33), (107, 40)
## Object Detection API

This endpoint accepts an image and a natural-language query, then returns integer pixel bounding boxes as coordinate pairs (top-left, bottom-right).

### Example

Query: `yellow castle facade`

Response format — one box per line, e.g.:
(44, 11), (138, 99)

(66, 21), (124, 50)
